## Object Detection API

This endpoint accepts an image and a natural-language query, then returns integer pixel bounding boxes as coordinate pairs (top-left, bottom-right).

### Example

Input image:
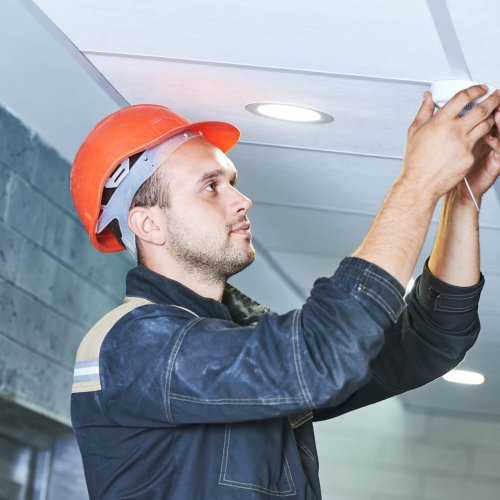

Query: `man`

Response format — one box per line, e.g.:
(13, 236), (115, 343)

(70, 86), (500, 499)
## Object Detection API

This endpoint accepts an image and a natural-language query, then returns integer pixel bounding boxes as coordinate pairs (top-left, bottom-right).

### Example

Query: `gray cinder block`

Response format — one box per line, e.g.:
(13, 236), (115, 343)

(0, 106), (37, 181)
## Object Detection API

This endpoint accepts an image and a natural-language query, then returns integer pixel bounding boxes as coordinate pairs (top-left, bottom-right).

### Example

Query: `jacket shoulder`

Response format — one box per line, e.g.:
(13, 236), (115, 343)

(72, 296), (159, 393)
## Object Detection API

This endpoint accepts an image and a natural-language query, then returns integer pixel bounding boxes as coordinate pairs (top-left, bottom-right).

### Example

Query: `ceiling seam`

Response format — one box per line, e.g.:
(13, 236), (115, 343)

(253, 200), (443, 222)
(82, 50), (431, 87)
(237, 141), (404, 160)
(265, 245), (500, 272)
(402, 402), (500, 423)
(252, 201), (500, 230)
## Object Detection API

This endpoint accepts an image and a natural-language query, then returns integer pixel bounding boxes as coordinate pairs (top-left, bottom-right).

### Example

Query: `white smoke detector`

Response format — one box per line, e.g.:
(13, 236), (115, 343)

(431, 80), (494, 116)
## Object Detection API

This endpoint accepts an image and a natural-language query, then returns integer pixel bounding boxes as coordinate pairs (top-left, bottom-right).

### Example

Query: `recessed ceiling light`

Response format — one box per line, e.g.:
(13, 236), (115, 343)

(442, 369), (485, 385)
(245, 103), (333, 123)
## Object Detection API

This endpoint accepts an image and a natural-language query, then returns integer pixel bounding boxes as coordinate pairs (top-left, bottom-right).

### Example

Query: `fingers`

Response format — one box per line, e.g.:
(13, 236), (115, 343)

(438, 84), (489, 119)
(481, 109), (500, 151)
(485, 131), (500, 153)
(469, 115), (496, 143)
(408, 91), (435, 134)
(462, 90), (500, 133)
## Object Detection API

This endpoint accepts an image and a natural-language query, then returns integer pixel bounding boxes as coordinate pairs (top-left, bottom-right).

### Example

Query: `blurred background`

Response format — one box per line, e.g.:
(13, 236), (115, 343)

(0, 0), (500, 498)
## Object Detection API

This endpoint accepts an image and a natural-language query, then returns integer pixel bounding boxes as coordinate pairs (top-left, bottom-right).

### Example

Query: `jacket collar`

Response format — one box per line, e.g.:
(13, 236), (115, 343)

(126, 265), (269, 326)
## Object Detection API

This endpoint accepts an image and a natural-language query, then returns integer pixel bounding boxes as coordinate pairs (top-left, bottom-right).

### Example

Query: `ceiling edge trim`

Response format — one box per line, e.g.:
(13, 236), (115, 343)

(83, 50), (431, 87)
(21, 0), (129, 108)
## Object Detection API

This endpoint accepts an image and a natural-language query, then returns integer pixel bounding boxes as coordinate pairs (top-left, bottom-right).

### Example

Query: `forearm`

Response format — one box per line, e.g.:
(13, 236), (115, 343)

(428, 190), (480, 286)
(352, 177), (439, 288)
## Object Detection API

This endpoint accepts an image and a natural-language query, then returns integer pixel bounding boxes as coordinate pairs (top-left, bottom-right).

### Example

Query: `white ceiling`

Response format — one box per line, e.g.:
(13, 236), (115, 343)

(20, 0), (500, 421)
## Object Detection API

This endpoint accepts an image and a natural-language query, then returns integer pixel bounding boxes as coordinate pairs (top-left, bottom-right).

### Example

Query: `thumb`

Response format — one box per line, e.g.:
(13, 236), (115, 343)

(409, 91), (435, 134)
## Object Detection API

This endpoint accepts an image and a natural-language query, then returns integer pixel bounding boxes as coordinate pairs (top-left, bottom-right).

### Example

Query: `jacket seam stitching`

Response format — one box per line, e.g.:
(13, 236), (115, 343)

(364, 269), (404, 301)
(164, 317), (204, 423)
(296, 439), (318, 467)
(432, 290), (482, 300)
(357, 285), (400, 322)
(289, 411), (313, 428)
(170, 393), (302, 405)
(435, 302), (477, 312)
(370, 369), (403, 394)
(219, 424), (296, 496)
(292, 309), (314, 410)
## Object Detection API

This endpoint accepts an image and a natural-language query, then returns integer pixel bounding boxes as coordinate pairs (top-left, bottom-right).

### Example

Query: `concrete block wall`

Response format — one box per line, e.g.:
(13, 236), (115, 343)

(316, 396), (500, 500)
(0, 103), (132, 425)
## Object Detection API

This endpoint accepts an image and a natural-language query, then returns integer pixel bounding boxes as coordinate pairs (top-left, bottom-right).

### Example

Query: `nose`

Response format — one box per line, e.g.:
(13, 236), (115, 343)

(230, 185), (252, 215)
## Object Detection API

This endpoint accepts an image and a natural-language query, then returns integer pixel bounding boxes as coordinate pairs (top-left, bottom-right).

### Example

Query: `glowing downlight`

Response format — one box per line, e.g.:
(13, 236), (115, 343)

(442, 369), (485, 385)
(245, 103), (333, 123)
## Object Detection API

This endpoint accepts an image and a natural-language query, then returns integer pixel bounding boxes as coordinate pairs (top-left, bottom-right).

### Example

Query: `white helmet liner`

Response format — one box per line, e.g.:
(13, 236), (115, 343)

(97, 130), (202, 258)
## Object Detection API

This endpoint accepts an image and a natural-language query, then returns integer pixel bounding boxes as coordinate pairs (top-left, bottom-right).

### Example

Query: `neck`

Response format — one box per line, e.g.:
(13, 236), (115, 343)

(143, 253), (226, 302)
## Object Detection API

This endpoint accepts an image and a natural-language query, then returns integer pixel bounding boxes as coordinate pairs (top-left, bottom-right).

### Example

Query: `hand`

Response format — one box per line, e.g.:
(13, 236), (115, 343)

(400, 85), (500, 201)
(454, 107), (500, 207)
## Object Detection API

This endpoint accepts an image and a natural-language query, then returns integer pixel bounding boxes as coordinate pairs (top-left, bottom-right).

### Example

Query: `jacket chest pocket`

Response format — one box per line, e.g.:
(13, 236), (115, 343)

(219, 419), (297, 497)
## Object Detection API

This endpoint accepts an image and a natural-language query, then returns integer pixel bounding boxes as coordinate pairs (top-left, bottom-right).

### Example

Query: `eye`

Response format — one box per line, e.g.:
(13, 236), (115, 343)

(204, 181), (217, 193)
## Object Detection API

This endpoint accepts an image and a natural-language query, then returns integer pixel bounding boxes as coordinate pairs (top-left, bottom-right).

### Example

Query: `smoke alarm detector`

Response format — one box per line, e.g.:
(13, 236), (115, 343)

(431, 80), (494, 116)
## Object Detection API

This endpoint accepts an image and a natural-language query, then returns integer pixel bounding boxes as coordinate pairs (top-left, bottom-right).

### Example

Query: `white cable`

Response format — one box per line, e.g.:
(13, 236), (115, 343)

(463, 177), (480, 212)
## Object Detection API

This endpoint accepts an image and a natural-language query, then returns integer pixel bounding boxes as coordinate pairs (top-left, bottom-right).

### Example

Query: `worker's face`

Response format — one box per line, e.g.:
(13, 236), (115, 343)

(158, 136), (255, 281)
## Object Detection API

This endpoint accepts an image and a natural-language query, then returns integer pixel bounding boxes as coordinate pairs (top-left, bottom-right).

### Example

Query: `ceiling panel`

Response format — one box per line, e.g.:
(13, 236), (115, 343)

(35, 0), (451, 81)
(251, 204), (500, 272)
(233, 144), (500, 228)
(476, 312), (500, 347)
(84, 53), (426, 157)
(251, 203), (373, 256)
(477, 228), (500, 275)
(232, 144), (401, 213)
(476, 273), (500, 315)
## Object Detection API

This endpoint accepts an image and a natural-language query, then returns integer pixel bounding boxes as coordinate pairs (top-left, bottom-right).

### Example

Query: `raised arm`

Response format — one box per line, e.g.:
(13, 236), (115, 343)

(353, 86), (500, 287)
(314, 88), (500, 422)
(428, 102), (500, 285)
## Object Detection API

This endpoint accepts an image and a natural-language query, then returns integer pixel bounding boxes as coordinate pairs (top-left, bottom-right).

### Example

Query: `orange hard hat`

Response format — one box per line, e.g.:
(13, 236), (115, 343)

(70, 104), (240, 253)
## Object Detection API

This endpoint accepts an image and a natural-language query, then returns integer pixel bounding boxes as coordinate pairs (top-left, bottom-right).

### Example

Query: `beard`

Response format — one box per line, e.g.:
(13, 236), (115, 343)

(164, 209), (256, 284)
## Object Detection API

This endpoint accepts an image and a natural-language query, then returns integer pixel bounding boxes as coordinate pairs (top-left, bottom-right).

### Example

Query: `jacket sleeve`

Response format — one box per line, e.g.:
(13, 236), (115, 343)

(100, 257), (408, 426)
(313, 258), (484, 422)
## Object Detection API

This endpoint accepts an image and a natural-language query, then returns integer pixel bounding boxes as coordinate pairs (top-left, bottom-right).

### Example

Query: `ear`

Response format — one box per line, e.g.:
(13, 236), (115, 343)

(128, 206), (166, 247)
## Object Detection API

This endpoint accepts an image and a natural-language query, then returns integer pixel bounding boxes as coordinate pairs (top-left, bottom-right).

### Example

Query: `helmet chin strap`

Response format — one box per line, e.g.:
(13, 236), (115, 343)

(97, 130), (202, 259)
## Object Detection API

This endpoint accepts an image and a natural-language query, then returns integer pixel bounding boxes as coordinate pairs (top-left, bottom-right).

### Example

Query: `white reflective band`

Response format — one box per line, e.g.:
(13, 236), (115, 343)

(74, 366), (99, 376)
(97, 130), (203, 258)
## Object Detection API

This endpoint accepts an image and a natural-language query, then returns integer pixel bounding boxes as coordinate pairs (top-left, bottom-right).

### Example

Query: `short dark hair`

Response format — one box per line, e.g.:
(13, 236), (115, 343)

(103, 151), (172, 266)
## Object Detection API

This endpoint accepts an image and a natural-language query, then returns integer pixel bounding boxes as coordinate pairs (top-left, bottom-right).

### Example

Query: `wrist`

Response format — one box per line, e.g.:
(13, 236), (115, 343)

(451, 183), (482, 211)
(393, 174), (441, 211)
(440, 190), (479, 231)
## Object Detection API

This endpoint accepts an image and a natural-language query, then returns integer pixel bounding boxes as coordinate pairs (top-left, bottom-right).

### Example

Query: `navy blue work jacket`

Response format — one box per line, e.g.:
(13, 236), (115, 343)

(71, 257), (483, 499)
